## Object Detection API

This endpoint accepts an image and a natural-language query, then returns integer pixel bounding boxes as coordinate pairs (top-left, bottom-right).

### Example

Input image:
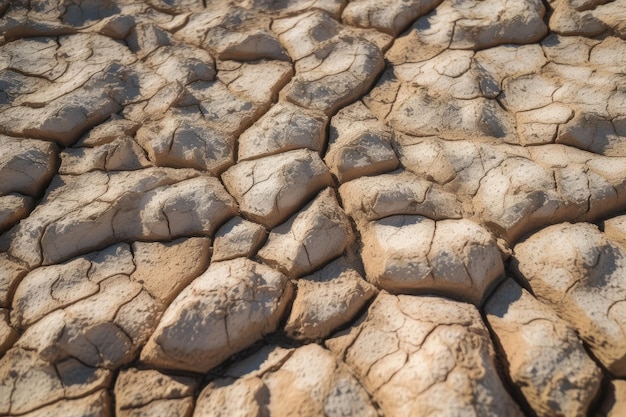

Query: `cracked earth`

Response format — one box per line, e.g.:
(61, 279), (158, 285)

(0, 0), (625, 416)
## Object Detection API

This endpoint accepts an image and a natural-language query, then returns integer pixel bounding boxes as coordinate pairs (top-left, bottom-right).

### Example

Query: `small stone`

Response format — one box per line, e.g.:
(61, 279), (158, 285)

(144, 43), (216, 85)
(131, 237), (212, 305)
(136, 114), (234, 174)
(281, 36), (384, 116)
(361, 215), (503, 304)
(126, 23), (171, 59)
(257, 188), (354, 278)
(221, 149), (333, 228)
(96, 14), (136, 40)
(60, 136), (151, 175)
(141, 258), (293, 373)
(238, 102), (327, 162)
(325, 101), (399, 183)
(285, 257), (376, 340)
(212, 217), (267, 262)
(342, 0), (442, 36)
(77, 117), (140, 147)
(338, 171), (463, 224)
(0, 136), (58, 197)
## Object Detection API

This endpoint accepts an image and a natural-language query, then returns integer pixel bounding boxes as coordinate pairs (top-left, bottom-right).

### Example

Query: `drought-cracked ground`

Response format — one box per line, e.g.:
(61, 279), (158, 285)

(0, 0), (625, 416)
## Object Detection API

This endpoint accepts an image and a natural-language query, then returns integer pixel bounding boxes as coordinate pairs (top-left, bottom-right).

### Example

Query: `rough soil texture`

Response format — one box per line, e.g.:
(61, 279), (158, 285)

(0, 0), (625, 416)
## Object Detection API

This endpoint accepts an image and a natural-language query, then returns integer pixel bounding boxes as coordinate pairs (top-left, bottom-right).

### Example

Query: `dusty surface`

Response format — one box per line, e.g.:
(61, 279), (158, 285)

(0, 0), (625, 415)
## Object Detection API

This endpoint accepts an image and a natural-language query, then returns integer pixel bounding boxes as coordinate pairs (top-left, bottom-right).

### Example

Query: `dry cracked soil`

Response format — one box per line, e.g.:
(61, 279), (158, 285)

(0, 0), (625, 416)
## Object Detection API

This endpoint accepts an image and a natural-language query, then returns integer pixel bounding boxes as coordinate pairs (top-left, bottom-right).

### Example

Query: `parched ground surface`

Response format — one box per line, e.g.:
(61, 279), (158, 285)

(0, 0), (626, 416)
